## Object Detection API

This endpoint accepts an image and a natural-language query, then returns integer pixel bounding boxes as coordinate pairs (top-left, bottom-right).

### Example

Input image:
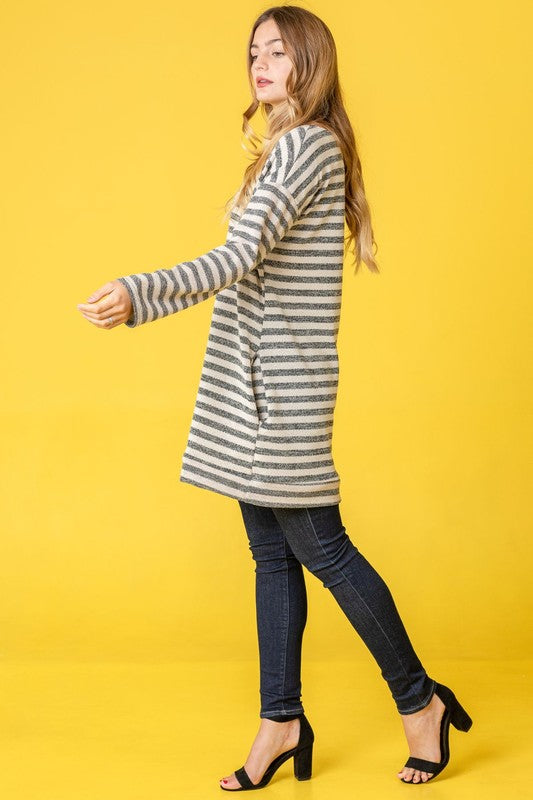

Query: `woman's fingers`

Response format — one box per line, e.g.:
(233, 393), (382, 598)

(78, 303), (110, 318)
(86, 281), (116, 303)
(77, 293), (113, 316)
(77, 301), (116, 328)
(78, 300), (113, 319)
(80, 312), (121, 329)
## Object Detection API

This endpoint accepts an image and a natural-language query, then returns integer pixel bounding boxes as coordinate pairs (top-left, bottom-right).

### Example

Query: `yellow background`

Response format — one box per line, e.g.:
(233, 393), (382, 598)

(1, 0), (531, 796)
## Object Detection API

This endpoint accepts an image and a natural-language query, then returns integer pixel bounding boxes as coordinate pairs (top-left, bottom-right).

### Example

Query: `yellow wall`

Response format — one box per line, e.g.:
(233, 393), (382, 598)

(1, 0), (531, 663)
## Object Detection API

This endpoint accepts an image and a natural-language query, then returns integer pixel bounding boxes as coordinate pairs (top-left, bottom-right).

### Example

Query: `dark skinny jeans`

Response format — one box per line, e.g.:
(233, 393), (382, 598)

(238, 501), (436, 719)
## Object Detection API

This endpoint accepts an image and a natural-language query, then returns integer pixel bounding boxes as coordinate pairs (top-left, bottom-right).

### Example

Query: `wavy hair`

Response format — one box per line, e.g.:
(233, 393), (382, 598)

(223, 4), (379, 274)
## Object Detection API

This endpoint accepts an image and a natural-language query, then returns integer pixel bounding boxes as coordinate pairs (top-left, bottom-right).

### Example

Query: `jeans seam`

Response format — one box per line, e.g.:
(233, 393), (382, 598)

(303, 507), (428, 710)
(279, 537), (290, 714)
(261, 709), (304, 718)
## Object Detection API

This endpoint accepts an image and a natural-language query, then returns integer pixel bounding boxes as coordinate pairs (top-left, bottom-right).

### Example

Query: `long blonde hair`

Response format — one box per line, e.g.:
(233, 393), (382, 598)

(224, 5), (379, 274)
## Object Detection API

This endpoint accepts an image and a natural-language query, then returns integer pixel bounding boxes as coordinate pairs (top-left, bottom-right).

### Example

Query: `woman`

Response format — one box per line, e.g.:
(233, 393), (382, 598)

(77, 5), (473, 790)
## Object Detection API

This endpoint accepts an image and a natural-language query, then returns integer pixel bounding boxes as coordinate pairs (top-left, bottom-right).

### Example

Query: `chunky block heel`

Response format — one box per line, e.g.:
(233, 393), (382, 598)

(449, 697), (473, 732)
(433, 681), (473, 732)
(400, 681), (473, 784)
(220, 713), (315, 791)
(293, 742), (313, 780)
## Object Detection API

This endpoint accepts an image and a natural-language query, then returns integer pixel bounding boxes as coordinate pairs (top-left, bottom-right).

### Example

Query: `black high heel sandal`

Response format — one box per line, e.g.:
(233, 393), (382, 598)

(400, 681), (473, 784)
(220, 713), (315, 791)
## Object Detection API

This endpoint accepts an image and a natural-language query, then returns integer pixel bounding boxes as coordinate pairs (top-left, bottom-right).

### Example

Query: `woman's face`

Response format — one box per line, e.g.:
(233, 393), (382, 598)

(250, 19), (293, 108)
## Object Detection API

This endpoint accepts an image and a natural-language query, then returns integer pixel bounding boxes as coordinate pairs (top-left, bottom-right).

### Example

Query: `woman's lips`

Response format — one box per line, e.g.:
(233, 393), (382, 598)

(257, 79), (273, 86)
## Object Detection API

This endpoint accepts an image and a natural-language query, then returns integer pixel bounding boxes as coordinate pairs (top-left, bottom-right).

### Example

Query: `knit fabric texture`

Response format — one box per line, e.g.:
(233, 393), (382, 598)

(116, 123), (345, 507)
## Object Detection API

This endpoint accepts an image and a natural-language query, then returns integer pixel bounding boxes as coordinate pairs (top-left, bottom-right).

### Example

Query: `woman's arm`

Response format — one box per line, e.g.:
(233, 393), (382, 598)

(77, 126), (336, 329)
(115, 126), (333, 327)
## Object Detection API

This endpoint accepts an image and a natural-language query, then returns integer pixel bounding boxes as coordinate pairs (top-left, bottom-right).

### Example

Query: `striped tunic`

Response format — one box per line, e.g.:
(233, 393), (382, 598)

(116, 123), (345, 507)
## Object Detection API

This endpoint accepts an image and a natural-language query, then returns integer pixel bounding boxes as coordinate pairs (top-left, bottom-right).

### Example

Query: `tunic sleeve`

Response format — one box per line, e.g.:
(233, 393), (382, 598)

(115, 126), (328, 327)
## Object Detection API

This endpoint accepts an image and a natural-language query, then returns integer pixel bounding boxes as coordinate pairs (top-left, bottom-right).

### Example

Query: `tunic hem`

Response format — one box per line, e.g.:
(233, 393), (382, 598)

(179, 462), (341, 508)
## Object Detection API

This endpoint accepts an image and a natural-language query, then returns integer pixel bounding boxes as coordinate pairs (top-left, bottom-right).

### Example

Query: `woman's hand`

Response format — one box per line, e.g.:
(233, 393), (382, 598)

(77, 280), (132, 329)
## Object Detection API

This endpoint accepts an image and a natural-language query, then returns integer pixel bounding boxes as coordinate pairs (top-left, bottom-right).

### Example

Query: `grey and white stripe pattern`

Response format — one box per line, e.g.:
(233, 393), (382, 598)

(117, 123), (345, 507)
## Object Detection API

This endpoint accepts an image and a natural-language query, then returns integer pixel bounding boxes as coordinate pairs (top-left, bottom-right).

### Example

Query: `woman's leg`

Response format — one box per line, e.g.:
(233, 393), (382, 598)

(268, 503), (447, 785)
(238, 500), (308, 719)
(271, 503), (436, 715)
(218, 501), (306, 789)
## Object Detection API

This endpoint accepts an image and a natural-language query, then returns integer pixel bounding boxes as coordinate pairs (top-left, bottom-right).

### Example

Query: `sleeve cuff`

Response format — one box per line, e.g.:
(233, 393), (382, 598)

(116, 276), (142, 327)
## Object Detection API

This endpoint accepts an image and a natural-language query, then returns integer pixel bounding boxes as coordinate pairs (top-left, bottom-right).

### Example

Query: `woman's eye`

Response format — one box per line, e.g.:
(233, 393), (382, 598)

(250, 52), (285, 61)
